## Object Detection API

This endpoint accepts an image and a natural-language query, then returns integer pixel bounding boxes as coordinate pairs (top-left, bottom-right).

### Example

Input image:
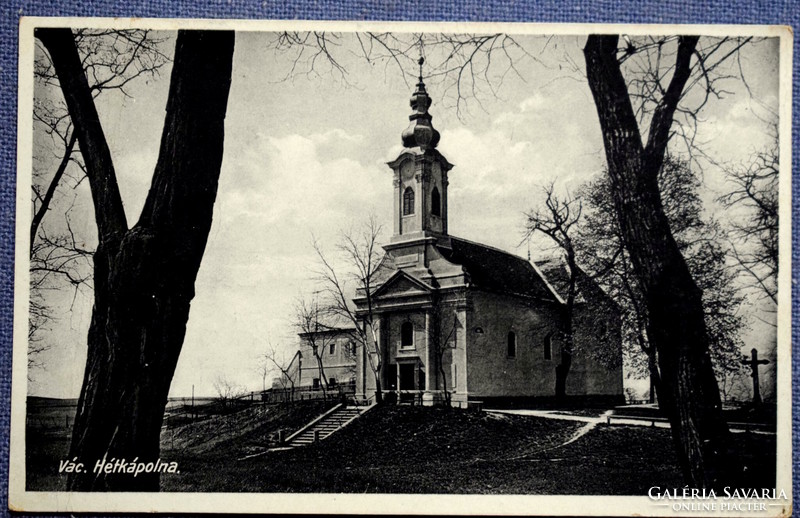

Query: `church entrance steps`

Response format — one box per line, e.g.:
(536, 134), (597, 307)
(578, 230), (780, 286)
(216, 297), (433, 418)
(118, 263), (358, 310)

(284, 402), (376, 448)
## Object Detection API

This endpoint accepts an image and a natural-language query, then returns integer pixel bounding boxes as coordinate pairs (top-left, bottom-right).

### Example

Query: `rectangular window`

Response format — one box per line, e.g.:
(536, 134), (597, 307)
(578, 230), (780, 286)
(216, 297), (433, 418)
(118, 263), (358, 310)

(312, 378), (320, 389)
(400, 321), (415, 349)
(328, 377), (337, 387)
(329, 343), (336, 355)
(507, 331), (517, 358)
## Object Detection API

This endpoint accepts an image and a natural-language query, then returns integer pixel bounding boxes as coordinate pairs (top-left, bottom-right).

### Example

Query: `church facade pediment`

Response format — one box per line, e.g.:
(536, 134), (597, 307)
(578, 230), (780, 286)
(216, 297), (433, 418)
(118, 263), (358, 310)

(371, 270), (433, 300)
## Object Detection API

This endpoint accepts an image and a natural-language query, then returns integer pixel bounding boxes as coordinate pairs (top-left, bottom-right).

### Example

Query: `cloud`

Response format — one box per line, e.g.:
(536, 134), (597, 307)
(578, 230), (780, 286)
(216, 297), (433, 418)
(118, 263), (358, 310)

(438, 89), (606, 254)
(171, 128), (392, 396)
(519, 93), (547, 113)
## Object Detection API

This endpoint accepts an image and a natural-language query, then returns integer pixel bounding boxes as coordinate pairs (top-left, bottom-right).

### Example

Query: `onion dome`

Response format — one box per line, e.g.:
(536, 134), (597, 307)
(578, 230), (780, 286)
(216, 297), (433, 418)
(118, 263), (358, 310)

(401, 57), (440, 150)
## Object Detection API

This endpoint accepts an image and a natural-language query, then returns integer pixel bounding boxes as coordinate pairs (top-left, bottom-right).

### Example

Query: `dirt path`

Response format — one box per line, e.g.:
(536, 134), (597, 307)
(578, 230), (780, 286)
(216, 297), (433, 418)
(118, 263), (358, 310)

(485, 408), (774, 436)
(486, 409), (613, 450)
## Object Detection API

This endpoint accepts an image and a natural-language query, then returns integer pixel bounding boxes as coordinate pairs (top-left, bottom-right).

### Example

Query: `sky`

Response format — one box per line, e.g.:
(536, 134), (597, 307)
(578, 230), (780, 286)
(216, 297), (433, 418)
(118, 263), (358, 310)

(27, 30), (781, 399)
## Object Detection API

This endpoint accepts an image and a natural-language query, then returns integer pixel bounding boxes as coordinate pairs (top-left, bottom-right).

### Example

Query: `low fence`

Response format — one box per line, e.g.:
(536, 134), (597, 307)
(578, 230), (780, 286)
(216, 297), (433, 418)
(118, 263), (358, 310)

(162, 383), (357, 428)
(27, 385), (357, 434)
(26, 399), (77, 432)
(260, 381), (356, 404)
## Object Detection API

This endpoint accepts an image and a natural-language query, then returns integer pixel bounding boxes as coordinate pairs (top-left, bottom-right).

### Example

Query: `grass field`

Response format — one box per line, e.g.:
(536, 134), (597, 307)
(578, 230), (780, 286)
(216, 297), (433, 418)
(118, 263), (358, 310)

(25, 398), (334, 491)
(27, 400), (777, 495)
(160, 405), (775, 494)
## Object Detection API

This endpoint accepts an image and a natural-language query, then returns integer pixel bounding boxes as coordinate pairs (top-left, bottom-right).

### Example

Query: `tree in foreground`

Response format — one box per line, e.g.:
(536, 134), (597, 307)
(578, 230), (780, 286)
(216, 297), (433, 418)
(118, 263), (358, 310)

(583, 35), (738, 488)
(36, 28), (235, 491)
(29, 30), (170, 370)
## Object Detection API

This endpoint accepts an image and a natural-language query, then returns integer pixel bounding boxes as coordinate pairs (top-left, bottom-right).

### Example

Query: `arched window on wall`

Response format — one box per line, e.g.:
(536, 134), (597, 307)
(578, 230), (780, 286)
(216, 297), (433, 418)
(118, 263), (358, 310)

(431, 186), (441, 217)
(544, 333), (552, 360)
(507, 331), (517, 358)
(403, 187), (415, 215)
(401, 321), (414, 348)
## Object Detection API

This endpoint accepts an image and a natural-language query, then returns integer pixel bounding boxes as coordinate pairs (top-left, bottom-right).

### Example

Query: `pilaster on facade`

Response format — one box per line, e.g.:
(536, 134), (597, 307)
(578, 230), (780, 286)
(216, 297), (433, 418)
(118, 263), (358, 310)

(424, 311), (432, 392)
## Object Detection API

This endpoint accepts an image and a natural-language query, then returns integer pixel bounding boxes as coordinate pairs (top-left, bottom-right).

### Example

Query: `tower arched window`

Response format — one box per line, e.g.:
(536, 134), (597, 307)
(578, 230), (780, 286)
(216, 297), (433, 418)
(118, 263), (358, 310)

(431, 186), (441, 217)
(401, 321), (414, 349)
(403, 187), (415, 215)
(507, 331), (517, 358)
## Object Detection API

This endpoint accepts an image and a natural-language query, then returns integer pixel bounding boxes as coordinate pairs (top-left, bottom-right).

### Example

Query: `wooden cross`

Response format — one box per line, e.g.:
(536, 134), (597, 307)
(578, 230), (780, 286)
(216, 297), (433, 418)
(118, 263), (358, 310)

(741, 348), (769, 406)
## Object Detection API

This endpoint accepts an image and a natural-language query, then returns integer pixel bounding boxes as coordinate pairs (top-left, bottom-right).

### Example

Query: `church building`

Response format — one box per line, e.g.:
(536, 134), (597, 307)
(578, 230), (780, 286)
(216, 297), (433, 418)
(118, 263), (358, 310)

(351, 60), (624, 408)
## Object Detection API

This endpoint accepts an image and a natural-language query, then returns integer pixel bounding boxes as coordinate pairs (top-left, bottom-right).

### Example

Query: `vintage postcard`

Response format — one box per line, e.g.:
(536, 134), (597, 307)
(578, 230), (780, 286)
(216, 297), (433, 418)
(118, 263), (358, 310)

(9, 17), (792, 515)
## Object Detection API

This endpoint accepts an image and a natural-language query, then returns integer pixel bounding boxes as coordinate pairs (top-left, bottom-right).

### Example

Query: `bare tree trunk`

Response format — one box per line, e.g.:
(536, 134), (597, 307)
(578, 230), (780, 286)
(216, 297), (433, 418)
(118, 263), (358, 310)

(554, 310), (574, 401)
(365, 320), (383, 404)
(313, 349), (328, 400)
(645, 344), (661, 405)
(373, 368), (383, 404)
(554, 343), (572, 400)
(437, 362), (451, 407)
(38, 28), (235, 491)
(584, 35), (728, 488)
(555, 249), (578, 401)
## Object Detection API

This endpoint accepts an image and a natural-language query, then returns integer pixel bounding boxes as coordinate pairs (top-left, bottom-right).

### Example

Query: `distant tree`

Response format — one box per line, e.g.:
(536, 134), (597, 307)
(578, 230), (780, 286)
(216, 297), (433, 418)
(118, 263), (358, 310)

(213, 375), (245, 410)
(262, 344), (300, 402)
(718, 366), (753, 404)
(294, 296), (335, 399)
(36, 28), (235, 491)
(341, 338), (358, 385)
(313, 217), (386, 404)
(429, 294), (460, 406)
(256, 355), (270, 394)
(719, 139), (779, 305)
(578, 157), (746, 404)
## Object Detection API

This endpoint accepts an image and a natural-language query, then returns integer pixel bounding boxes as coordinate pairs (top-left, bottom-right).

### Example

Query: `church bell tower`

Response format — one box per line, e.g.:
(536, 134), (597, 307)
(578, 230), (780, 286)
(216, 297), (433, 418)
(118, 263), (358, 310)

(387, 57), (453, 245)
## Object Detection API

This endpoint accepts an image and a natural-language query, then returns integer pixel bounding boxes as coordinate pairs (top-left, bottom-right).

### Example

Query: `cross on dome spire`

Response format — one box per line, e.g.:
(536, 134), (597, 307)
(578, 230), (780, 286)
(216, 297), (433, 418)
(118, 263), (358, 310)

(401, 54), (440, 150)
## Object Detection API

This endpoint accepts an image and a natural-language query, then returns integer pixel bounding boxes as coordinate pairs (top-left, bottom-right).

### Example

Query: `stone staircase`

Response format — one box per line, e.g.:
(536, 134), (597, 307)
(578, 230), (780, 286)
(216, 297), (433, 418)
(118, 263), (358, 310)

(285, 403), (375, 447)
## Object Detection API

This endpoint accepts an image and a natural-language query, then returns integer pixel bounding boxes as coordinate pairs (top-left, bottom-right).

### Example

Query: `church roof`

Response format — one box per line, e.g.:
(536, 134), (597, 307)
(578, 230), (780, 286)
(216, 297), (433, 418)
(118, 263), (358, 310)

(535, 256), (588, 303)
(535, 256), (620, 313)
(437, 237), (560, 301)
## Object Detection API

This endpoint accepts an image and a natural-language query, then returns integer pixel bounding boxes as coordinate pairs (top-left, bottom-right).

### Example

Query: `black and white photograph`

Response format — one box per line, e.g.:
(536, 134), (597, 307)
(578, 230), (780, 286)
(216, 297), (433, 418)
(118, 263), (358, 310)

(9, 19), (792, 515)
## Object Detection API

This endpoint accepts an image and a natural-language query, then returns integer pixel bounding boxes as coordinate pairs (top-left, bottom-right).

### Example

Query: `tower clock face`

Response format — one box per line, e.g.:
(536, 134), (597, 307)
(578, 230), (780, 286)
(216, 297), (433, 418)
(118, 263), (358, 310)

(400, 160), (415, 182)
